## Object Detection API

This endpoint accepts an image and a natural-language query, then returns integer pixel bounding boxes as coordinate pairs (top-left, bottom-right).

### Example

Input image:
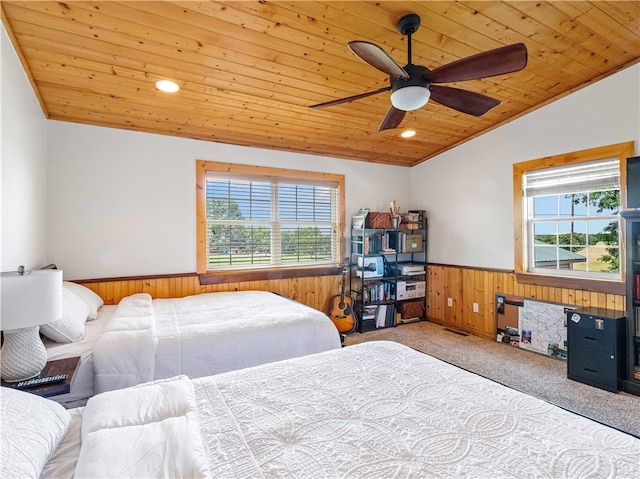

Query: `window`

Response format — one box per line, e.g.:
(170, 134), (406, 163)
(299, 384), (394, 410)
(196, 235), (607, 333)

(526, 159), (620, 279)
(513, 142), (634, 290)
(196, 161), (345, 277)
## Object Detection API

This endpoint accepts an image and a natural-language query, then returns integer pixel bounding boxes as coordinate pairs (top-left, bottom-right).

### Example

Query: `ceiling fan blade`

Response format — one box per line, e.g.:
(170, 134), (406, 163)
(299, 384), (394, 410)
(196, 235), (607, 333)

(426, 43), (528, 83)
(348, 41), (409, 80)
(378, 106), (406, 132)
(310, 87), (391, 109)
(430, 85), (501, 116)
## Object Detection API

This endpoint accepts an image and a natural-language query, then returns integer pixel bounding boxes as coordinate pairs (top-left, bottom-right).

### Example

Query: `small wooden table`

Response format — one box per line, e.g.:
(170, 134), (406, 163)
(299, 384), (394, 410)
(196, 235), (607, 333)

(1, 356), (80, 398)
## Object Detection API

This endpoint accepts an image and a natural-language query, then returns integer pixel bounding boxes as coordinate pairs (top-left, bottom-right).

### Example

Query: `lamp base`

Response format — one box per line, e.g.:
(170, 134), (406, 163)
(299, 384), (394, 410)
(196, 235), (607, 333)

(0, 327), (48, 382)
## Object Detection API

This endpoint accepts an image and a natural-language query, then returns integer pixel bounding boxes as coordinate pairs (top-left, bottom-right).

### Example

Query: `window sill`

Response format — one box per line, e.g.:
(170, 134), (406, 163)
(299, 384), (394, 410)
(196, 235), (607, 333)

(199, 265), (341, 285)
(515, 272), (625, 295)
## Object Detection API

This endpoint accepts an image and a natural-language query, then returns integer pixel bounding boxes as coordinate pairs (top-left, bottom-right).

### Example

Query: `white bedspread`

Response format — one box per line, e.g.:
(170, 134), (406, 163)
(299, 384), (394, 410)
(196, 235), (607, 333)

(79, 341), (640, 478)
(93, 291), (341, 393)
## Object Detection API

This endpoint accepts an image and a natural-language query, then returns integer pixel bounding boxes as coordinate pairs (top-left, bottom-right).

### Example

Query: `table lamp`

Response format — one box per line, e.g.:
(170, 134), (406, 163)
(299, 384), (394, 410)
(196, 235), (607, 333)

(1, 267), (63, 382)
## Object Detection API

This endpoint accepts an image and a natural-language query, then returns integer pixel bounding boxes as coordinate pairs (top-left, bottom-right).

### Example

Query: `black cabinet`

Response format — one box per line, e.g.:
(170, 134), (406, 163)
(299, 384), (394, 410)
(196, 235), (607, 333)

(567, 307), (626, 392)
(621, 209), (640, 395)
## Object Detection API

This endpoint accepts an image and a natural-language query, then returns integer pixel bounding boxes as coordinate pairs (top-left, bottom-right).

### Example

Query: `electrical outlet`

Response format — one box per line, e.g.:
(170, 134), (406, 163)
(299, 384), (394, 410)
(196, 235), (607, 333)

(473, 302), (479, 313)
(447, 298), (453, 307)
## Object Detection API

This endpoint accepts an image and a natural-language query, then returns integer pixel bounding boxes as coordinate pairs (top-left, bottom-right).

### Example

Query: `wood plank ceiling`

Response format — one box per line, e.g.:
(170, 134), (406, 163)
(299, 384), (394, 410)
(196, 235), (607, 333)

(2, 1), (639, 167)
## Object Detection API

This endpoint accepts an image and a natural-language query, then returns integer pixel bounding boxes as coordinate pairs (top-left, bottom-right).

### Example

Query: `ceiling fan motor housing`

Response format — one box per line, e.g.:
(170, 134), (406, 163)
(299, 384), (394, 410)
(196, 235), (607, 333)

(390, 64), (430, 92)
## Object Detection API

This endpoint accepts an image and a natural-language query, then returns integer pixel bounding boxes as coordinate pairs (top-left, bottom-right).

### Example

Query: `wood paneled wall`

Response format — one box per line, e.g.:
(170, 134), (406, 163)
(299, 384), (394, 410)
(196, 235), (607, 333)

(79, 264), (625, 341)
(78, 274), (342, 314)
(427, 264), (625, 339)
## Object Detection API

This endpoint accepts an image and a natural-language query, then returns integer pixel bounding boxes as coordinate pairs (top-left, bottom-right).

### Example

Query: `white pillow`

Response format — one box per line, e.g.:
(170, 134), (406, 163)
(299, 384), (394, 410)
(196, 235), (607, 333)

(0, 386), (71, 478)
(40, 288), (88, 343)
(63, 281), (104, 320)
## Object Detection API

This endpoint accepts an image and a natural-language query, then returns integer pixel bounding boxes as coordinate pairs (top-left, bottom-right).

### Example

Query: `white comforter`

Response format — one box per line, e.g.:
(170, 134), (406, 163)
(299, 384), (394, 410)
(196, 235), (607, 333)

(93, 291), (341, 393)
(77, 341), (640, 478)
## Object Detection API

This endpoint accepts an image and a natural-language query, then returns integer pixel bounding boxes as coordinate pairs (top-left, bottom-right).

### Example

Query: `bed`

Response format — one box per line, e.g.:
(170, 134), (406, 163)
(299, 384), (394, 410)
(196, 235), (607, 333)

(4, 341), (638, 478)
(92, 290), (342, 393)
(41, 284), (341, 399)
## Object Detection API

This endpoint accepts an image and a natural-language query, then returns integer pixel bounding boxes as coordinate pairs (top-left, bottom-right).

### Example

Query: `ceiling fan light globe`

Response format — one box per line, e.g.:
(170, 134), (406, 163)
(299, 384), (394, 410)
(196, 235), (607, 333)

(390, 86), (431, 111)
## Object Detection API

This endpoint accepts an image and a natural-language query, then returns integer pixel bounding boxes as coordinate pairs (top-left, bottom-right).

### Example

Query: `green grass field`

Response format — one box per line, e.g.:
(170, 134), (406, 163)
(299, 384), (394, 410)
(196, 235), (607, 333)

(208, 253), (332, 266)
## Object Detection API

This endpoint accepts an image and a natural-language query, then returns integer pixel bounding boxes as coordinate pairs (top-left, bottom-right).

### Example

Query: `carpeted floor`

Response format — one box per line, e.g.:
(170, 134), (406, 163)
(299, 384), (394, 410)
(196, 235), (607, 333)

(344, 320), (640, 438)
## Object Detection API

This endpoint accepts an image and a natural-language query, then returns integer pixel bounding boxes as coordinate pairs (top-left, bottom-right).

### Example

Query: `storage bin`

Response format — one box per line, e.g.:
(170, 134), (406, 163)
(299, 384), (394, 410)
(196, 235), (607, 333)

(366, 212), (393, 229)
(400, 300), (425, 320)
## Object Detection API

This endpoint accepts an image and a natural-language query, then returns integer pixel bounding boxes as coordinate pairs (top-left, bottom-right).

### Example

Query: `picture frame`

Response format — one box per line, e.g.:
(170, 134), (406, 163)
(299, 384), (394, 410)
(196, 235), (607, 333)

(352, 208), (369, 229)
(352, 215), (365, 228)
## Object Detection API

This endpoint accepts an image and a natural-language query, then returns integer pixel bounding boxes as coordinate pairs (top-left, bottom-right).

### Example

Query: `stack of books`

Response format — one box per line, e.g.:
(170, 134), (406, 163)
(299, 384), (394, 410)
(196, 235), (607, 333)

(360, 304), (396, 328)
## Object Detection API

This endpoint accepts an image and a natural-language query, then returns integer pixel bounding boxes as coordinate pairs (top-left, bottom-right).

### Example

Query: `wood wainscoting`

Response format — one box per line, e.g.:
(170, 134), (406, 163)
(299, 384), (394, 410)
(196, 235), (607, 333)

(77, 273), (342, 314)
(427, 264), (626, 340)
(78, 264), (625, 342)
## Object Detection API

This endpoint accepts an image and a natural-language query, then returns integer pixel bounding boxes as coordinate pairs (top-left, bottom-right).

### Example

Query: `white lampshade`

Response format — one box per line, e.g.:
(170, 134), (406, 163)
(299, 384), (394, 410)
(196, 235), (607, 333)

(1, 269), (63, 331)
(1, 268), (63, 382)
(390, 86), (431, 111)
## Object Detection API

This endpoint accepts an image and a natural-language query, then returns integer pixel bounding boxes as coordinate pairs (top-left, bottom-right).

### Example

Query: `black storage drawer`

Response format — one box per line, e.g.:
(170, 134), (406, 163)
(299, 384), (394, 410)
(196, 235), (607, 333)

(567, 308), (626, 392)
(567, 311), (619, 353)
(359, 318), (376, 333)
(568, 344), (619, 392)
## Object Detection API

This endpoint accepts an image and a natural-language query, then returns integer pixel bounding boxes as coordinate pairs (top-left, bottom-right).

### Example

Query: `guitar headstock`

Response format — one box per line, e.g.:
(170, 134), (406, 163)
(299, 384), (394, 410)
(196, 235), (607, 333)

(342, 257), (350, 274)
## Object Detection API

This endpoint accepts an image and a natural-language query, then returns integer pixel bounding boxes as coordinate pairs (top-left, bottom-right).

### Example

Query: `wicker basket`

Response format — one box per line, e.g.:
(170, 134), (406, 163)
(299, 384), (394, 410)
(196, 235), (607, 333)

(366, 211), (393, 229)
(401, 211), (424, 230)
(400, 300), (425, 320)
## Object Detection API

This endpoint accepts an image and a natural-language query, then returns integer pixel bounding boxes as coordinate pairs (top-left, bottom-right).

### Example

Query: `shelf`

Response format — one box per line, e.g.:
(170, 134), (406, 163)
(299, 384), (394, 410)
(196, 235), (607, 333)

(356, 278), (395, 283)
(350, 214), (427, 333)
(623, 212), (640, 396)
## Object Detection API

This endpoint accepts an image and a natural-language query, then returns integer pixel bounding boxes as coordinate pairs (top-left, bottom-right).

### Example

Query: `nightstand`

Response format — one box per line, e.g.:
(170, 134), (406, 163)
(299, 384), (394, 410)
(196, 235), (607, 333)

(1, 356), (80, 398)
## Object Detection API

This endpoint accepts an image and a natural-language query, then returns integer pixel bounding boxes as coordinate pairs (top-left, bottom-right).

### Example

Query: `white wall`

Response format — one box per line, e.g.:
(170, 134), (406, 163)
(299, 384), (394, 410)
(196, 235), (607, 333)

(1, 26), (49, 272)
(411, 64), (640, 270)
(47, 122), (411, 279)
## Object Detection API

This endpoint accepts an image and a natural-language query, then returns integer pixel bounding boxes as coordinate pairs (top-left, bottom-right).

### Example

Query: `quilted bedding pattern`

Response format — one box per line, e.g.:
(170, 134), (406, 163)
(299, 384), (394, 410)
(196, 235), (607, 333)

(192, 341), (640, 479)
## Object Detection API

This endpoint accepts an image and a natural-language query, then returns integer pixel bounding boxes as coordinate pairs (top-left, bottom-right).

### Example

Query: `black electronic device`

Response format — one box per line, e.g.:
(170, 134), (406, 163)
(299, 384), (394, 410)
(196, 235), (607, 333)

(13, 374), (67, 390)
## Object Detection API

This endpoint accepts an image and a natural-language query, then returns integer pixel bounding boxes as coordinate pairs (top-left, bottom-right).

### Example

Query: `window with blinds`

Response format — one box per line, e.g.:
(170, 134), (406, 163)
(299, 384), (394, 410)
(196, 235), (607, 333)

(204, 172), (340, 270)
(522, 157), (621, 279)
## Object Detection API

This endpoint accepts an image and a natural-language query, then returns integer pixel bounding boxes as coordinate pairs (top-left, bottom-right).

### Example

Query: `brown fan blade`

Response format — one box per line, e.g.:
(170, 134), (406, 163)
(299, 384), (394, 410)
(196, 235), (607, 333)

(430, 85), (501, 116)
(310, 87), (391, 109)
(378, 107), (406, 132)
(425, 43), (527, 84)
(348, 41), (409, 80)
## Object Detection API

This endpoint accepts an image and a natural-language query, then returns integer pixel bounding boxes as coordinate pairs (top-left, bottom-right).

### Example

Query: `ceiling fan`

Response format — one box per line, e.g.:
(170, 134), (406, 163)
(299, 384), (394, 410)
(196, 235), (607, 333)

(310, 14), (528, 132)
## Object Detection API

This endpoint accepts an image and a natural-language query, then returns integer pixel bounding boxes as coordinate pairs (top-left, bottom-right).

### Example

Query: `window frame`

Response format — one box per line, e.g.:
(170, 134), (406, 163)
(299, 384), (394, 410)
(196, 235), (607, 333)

(196, 160), (345, 283)
(513, 142), (634, 294)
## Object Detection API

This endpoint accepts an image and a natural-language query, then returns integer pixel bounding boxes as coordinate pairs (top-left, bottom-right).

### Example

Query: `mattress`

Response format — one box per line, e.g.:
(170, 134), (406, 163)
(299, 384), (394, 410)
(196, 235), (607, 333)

(71, 341), (640, 478)
(43, 306), (115, 405)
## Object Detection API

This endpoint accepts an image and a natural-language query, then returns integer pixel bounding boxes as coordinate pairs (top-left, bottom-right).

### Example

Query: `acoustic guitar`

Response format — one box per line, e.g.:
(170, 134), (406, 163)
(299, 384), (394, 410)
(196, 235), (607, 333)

(328, 259), (356, 334)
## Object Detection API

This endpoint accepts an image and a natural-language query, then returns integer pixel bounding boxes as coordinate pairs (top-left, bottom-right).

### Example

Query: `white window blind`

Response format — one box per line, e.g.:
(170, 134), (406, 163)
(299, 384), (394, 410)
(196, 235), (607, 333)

(524, 158), (619, 197)
(205, 171), (339, 269)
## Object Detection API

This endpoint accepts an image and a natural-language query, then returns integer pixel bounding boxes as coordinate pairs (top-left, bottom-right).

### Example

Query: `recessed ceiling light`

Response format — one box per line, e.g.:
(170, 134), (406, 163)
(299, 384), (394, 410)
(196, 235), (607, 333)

(401, 130), (416, 138)
(155, 79), (180, 93)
